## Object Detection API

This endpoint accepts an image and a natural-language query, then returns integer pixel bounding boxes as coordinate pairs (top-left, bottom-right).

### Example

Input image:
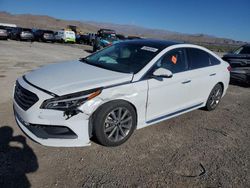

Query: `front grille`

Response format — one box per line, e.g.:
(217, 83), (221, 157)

(14, 81), (39, 111)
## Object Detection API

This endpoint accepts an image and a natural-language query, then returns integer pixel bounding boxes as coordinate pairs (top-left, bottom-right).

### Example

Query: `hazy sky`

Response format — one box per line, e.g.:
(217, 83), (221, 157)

(0, 0), (249, 41)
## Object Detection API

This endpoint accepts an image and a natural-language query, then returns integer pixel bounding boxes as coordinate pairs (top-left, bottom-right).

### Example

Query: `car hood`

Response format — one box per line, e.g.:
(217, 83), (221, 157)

(223, 53), (250, 60)
(25, 60), (133, 95)
(222, 54), (250, 68)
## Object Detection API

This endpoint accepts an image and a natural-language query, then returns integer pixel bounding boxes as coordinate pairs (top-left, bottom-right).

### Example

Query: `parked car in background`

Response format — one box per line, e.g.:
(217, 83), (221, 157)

(222, 44), (250, 85)
(33, 29), (55, 42)
(54, 30), (76, 43)
(0, 23), (17, 39)
(10, 27), (34, 41)
(0, 26), (8, 40)
(76, 33), (89, 44)
(88, 33), (96, 45)
(5, 27), (16, 38)
(93, 29), (119, 52)
(13, 40), (230, 147)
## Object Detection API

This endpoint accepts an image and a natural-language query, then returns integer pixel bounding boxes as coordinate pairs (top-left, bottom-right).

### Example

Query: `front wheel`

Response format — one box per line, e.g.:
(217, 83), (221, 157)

(205, 84), (223, 111)
(93, 101), (137, 147)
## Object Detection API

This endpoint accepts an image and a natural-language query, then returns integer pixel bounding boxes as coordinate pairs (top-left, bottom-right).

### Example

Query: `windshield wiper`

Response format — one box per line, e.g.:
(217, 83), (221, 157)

(79, 57), (89, 63)
(79, 58), (108, 70)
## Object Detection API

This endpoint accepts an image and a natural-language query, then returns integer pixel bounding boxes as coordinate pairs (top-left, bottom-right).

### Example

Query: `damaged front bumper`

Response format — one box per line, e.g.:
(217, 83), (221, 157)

(13, 77), (92, 147)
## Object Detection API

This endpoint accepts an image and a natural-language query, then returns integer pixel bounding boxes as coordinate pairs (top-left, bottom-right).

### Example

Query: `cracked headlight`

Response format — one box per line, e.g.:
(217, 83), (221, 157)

(40, 88), (102, 111)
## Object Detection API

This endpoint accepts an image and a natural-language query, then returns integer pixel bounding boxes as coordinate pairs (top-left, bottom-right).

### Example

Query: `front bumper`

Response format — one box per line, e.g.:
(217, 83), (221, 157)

(65, 38), (76, 43)
(13, 77), (91, 147)
(20, 35), (34, 40)
(43, 36), (55, 41)
(0, 34), (8, 39)
(230, 68), (250, 84)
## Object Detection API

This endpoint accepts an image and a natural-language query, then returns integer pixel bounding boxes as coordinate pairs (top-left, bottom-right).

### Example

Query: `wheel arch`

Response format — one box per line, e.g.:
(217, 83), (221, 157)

(88, 99), (138, 138)
(206, 82), (225, 101)
(217, 82), (224, 94)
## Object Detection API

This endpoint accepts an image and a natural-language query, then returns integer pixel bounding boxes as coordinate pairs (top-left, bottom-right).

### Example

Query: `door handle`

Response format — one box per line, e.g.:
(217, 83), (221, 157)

(209, 73), (216, 76)
(182, 80), (191, 84)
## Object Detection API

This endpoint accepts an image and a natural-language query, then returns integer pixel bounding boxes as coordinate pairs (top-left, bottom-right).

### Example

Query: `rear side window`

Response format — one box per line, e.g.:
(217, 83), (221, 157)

(156, 48), (188, 73)
(209, 55), (221, 65)
(187, 48), (210, 69)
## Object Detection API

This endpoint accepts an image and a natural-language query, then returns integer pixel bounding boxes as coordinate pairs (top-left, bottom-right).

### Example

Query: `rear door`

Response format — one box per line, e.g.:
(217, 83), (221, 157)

(185, 48), (220, 104)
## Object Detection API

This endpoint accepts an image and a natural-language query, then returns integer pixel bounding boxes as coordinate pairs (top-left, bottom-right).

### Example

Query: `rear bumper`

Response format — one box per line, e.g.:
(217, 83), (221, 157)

(13, 78), (91, 147)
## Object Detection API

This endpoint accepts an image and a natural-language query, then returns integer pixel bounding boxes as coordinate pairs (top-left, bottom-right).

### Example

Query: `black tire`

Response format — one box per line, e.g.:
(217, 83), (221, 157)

(204, 84), (223, 111)
(93, 100), (137, 147)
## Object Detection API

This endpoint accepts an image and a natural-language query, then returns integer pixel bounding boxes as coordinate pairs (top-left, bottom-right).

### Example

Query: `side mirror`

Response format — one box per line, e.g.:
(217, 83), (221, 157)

(153, 68), (173, 78)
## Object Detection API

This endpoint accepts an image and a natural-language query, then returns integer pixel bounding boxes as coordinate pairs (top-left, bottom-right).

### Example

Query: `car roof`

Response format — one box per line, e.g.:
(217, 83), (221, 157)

(121, 39), (182, 50)
(243, 44), (250, 47)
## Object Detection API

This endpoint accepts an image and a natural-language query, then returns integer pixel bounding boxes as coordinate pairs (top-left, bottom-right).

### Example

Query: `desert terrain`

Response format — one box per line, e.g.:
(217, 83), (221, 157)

(0, 40), (249, 187)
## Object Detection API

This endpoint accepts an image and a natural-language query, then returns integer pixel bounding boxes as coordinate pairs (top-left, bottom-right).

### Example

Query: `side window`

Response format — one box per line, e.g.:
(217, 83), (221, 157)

(156, 48), (188, 73)
(187, 48), (210, 69)
(209, 54), (221, 65)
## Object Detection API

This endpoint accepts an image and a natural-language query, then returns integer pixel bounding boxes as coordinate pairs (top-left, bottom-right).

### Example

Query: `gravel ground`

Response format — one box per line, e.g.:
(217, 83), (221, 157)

(0, 40), (249, 188)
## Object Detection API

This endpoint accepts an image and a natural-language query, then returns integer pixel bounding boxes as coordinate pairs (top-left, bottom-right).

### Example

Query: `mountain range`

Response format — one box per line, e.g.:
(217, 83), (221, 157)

(0, 11), (245, 45)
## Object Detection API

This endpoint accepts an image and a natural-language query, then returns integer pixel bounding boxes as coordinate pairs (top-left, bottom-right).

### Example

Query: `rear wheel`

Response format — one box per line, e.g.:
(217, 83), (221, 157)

(205, 84), (223, 111)
(93, 101), (136, 147)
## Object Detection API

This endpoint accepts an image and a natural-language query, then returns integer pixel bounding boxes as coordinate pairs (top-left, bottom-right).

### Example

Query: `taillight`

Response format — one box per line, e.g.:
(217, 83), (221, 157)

(227, 65), (232, 72)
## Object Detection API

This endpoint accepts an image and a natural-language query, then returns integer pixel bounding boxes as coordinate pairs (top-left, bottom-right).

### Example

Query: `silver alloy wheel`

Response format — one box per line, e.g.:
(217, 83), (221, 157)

(209, 87), (222, 109)
(104, 107), (133, 142)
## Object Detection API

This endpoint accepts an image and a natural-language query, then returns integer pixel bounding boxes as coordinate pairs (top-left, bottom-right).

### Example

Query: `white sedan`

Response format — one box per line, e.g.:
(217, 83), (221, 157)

(13, 40), (230, 147)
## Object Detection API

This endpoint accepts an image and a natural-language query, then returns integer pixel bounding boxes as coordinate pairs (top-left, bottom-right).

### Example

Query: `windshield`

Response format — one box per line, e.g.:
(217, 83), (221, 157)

(22, 28), (32, 32)
(102, 33), (117, 40)
(82, 42), (161, 73)
(44, 30), (54, 34)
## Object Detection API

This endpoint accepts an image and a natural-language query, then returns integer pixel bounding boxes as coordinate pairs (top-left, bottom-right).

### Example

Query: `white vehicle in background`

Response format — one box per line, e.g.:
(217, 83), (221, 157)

(0, 23), (17, 28)
(54, 30), (76, 43)
(13, 40), (230, 147)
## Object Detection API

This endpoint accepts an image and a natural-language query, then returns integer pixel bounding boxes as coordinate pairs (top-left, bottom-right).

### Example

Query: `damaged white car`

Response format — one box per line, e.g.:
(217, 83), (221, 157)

(13, 40), (230, 147)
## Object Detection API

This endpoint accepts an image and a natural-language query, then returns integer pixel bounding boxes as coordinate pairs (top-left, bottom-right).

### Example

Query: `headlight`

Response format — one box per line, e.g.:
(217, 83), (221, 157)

(40, 88), (102, 111)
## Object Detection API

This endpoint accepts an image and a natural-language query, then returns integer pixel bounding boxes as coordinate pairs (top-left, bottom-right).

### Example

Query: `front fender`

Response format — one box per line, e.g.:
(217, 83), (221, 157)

(78, 81), (148, 128)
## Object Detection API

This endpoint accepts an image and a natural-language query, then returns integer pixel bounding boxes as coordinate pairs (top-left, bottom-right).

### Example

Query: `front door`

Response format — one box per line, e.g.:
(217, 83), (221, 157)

(146, 48), (192, 123)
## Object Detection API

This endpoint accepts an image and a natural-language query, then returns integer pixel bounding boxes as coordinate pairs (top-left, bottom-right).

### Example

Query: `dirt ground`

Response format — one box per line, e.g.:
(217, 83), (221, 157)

(0, 40), (249, 188)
